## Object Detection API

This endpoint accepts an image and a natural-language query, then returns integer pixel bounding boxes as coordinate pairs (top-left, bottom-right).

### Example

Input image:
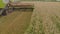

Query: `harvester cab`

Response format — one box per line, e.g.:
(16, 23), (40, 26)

(0, 0), (10, 16)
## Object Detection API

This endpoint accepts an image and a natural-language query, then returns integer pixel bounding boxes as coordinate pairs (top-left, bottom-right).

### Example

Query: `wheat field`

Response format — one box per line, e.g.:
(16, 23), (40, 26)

(0, 2), (60, 34)
(24, 2), (60, 34)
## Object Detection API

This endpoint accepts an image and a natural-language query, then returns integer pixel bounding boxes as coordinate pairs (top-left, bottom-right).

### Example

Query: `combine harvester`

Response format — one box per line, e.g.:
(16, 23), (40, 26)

(0, 0), (34, 16)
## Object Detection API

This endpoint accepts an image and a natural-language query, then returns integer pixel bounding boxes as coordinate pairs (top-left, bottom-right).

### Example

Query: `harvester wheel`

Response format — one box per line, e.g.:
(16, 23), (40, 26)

(1, 10), (7, 16)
